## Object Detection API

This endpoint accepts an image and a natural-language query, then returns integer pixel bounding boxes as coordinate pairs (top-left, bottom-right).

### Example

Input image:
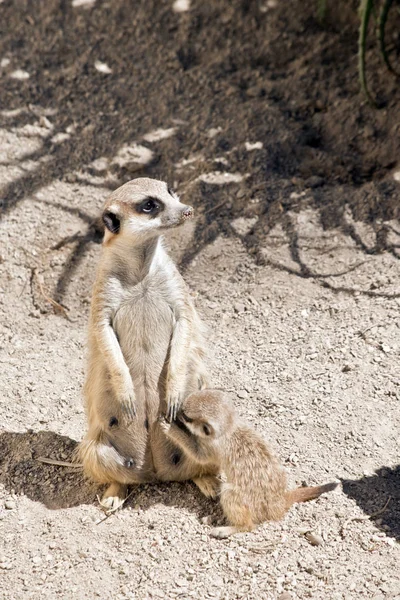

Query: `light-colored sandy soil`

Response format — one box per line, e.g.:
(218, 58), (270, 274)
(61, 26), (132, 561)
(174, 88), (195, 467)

(0, 117), (399, 600)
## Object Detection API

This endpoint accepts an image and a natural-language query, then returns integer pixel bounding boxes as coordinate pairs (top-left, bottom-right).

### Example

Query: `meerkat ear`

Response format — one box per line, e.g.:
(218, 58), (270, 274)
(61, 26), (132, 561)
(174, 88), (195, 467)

(203, 423), (212, 436)
(102, 210), (121, 234)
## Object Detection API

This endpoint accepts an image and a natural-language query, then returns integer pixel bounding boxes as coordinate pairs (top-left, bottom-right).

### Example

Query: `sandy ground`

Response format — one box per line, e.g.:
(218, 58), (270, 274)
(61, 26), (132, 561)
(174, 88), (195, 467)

(1, 1), (400, 599)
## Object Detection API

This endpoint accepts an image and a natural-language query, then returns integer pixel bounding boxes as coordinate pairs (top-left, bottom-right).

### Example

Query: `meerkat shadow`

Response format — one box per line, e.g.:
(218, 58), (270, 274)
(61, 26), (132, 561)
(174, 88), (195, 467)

(123, 481), (224, 524)
(341, 465), (400, 541)
(0, 430), (97, 510)
(0, 429), (224, 520)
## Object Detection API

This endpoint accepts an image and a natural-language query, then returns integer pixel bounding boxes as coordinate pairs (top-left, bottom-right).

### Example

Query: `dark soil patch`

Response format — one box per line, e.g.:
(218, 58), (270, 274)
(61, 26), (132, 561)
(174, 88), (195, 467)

(1, 0), (399, 264)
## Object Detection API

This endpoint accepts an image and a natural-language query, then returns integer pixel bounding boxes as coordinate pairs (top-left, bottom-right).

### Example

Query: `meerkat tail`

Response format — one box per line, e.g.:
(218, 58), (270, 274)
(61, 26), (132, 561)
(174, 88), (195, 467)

(77, 427), (133, 484)
(286, 482), (338, 507)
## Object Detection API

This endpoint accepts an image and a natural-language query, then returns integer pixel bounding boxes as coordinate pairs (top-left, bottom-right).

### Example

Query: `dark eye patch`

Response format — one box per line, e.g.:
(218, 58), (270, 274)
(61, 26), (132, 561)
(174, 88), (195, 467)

(136, 197), (163, 217)
(175, 418), (192, 435)
(103, 211), (120, 234)
(181, 412), (193, 423)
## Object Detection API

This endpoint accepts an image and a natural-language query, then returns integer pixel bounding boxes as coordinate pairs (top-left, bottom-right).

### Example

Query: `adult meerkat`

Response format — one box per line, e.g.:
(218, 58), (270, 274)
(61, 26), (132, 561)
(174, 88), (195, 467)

(78, 178), (217, 508)
(160, 390), (338, 538)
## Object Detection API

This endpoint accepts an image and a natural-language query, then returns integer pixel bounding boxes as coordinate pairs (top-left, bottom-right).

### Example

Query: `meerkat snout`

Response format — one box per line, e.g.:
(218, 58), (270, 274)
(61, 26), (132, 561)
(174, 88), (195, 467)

(181, 206), (193, 220)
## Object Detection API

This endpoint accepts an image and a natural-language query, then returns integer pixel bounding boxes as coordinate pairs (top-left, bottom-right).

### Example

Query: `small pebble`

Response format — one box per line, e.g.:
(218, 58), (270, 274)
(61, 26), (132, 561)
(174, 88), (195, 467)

(234, 303), (246, 314)
(304, 532), (323, 546)
(5, 500), (16, 510)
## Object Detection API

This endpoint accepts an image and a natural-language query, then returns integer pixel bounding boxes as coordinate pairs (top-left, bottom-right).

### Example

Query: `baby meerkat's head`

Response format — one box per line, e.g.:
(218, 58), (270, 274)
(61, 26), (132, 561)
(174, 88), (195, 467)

(102, 178), (193, 245)
(175, 390), (236, 441)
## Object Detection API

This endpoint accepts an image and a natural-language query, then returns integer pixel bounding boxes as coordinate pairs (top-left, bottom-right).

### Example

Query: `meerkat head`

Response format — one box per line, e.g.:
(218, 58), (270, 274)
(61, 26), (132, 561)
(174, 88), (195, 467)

(175, 390), (236, 443)
(101, 178), (193, 245)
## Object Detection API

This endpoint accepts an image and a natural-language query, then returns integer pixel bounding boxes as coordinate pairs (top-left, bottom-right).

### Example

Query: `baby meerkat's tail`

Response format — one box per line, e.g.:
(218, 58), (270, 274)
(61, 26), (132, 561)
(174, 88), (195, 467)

(286, 482), (338, 508)
(77, 427), (139, 485)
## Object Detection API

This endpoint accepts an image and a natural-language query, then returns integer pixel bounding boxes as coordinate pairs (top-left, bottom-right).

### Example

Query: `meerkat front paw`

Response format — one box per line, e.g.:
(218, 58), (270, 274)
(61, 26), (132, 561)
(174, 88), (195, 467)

(193, 476), (220, 499)
(114, 377), (136, 421)
(166, 395), (182, 422)
(166, 377), (185, 421)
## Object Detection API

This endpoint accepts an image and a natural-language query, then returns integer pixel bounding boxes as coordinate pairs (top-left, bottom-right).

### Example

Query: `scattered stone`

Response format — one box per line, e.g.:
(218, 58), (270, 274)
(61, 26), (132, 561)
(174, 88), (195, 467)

(39, 116), (53, 129)
(5, 500), (16, 510)
(142, 127), (177, 142)
(207, 127), (222, 138)
(94, 60), (112, 74)
(234, 303), (246, 314)
(304, 532), (323, 546)
(51, 132), (70, 144)
(72, 0), (96, 7)
(245, 141), (263, 151)
(9, 69), (30, 80)
(196, 172), (246, 185)
(237, 390), (248, 399)
(172, 0), (190, 12)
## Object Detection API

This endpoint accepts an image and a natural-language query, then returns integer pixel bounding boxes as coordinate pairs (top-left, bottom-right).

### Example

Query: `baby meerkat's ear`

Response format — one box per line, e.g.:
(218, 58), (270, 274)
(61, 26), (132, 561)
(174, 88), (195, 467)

(102, 209), (121, 234)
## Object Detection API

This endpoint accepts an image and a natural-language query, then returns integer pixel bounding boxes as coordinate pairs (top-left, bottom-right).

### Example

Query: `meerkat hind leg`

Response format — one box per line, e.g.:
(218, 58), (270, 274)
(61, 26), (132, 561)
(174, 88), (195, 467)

(193, 475), (220, 499)
(210, 526), (244, 539)
(100, 482), (128, 511)
(210, 496), (255, 538)
(210, 521), (255, 539)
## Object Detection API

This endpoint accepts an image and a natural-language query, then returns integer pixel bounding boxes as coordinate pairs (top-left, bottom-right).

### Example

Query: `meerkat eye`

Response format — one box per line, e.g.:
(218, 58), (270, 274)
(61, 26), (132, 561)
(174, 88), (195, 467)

(102, 211), (121, 234)
(137, 198), (161, 215)
(203, 424), (211, 436)
(142, 200), (157, 213)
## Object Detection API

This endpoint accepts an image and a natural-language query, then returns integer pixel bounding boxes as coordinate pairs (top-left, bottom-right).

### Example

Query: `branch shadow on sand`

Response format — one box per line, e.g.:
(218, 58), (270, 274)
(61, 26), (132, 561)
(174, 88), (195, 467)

(1, 0), (399, 309)
(0, 430), (220, 520)
(341, 465), (400, 542)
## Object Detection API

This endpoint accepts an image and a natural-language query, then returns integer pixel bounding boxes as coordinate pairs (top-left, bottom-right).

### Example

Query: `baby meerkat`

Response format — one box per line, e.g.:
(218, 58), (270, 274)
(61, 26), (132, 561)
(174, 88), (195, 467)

(160, 390), (338, 538)
(78, 178), (215, 509)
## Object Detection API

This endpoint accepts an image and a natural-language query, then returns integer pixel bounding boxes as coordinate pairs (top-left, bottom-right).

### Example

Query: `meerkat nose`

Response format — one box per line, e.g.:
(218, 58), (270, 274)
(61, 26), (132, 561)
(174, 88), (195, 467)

(182, 206), (194, 219)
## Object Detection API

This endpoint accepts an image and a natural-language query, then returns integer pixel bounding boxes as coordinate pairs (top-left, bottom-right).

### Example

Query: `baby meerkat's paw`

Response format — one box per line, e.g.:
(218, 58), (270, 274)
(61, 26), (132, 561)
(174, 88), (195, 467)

(210, 526), (240, 539)
(193, 476), (220, 499)
(158, 415), (171, 433)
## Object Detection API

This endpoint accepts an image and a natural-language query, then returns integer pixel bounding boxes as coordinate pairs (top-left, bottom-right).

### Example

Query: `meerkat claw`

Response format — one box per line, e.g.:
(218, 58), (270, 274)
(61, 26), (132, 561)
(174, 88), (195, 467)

(167, 395), (181, 422)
